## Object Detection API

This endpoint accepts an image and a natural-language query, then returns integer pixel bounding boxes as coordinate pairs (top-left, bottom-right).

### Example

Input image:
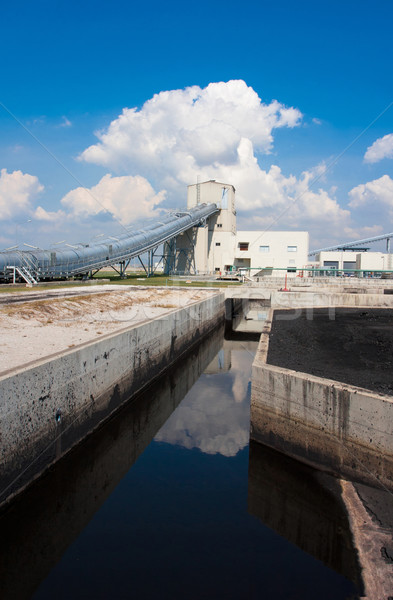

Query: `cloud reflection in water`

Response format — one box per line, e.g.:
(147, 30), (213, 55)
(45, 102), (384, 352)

(155, 343), (257, 457)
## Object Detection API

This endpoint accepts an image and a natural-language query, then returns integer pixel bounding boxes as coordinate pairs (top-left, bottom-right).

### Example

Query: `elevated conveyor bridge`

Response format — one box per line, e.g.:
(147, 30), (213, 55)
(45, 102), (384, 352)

(0, 203), (218, 284)
(309, 231), (393, 256)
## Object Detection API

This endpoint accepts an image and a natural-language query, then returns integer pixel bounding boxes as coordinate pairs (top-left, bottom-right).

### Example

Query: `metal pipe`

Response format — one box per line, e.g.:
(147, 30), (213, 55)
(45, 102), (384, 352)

(0, 203), (218, 281)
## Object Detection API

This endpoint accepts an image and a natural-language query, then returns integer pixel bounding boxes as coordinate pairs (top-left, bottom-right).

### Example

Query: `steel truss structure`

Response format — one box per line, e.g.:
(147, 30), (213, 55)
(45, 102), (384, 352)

(309, 231), (393, 256)
(0, 203), (218, 283)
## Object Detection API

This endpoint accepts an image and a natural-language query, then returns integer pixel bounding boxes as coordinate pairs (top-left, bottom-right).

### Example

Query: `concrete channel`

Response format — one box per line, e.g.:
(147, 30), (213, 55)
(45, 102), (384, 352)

(0, 324), (225, 600)
(250, 307), (393, 490)
(0, 291), (225, 507)
(249, 302), (393, 599)
(2, 280), (393, 598)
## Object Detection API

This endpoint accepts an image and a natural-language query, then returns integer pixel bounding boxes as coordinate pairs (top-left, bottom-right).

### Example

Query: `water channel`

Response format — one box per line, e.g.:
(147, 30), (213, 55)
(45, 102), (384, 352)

(0, 322), (361, 599)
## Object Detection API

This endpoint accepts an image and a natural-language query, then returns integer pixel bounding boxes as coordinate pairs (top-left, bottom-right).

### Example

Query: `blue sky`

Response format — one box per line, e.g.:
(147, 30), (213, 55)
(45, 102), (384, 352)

(0, 0), (392, 250)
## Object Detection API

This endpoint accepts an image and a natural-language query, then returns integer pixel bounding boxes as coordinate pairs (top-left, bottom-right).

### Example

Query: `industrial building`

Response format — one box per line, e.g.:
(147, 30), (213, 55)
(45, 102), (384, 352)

(2, 177), (392, 283)
(168, 180), (393, 278)
(167, 180), (309, 276)
(310, 250), (393, 277)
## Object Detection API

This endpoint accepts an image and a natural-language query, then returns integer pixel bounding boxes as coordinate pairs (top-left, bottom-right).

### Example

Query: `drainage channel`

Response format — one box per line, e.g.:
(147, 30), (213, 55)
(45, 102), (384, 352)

(0, 320), (361, 599)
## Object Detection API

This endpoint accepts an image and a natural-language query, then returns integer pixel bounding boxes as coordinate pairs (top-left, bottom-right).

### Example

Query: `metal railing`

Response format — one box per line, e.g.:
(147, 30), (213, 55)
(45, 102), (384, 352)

(0, 203), (219, 282)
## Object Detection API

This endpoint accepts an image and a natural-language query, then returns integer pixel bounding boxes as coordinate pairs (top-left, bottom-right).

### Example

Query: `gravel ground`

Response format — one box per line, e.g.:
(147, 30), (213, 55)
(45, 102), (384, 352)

(0, 285), (215, 374)
(267, 308), (393, 395)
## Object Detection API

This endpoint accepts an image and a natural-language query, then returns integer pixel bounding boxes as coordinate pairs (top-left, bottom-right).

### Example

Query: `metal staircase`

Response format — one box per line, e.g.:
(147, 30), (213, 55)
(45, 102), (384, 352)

(16, 266), (38, 285)
(7, 251), (39, 284)
(0, 203), (219, 282)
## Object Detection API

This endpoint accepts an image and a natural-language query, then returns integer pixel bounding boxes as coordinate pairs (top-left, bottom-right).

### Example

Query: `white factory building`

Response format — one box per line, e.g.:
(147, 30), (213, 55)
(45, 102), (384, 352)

(170, 180), (309, 276)
(167, 179), (392, 278)
(311, 250), (393, 276)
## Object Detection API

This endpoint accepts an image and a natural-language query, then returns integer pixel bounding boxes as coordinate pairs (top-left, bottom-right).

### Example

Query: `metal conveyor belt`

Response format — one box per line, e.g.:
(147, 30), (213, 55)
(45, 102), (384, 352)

(0, 203), (219, 282)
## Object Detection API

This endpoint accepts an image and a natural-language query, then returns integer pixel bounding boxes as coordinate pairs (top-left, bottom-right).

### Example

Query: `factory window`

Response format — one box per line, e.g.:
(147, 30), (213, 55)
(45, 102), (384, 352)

(221, 187), (228, 209)
(215, 242), (221, 246)
(239, 242), (249, 251)
(343, 261), (356, 272)
(287, 245), (297, 252)
(259, 245), (270, 252)
(217, 223), (223, 228)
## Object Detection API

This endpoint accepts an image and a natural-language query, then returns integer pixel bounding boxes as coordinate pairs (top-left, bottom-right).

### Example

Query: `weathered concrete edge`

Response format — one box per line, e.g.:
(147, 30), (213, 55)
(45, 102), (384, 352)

(250, 309), (393, 491)
(0, 289), (218, 379)
(0, 292), (225, 506)
(225, 286), (393, 308)
(270, 291), (393, 309)
(0, 327), (224, 599)
(341, 480), (393, 600)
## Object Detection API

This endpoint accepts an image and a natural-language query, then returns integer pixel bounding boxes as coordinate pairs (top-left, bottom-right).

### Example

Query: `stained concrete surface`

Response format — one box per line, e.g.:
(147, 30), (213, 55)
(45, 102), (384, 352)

(248, 440), (363, 592)
(261, 306), (393, 599)
(0, 325), (224, 600)
(0, 292), (224, 507)
(354, 482), (393, 561)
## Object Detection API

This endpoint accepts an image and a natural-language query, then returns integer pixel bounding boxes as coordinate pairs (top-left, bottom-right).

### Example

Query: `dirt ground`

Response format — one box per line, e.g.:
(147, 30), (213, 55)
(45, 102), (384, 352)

(267, 308), (393, 395)
(0, 285), (215, 375)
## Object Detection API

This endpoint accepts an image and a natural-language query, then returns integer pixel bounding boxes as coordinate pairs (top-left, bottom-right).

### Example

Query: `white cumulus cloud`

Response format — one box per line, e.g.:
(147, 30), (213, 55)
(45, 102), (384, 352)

(364, 133), (393, 163)
(80, 80), (302, 181)
(34, 206), (66, 222)
(78, 81), (351, 240)
(0, 168), (43, 219)
(60, 173), (166, 224)
(349, 175), (393, 209)
(204, 145), (350, 236)
(342, 224), (384, 239)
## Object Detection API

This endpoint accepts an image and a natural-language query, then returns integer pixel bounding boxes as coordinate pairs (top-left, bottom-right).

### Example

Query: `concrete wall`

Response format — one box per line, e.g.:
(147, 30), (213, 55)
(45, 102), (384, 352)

(248, 441), (362, 586)
(357, 251), (393, 272)
(191, 180), (237, 273)
(0, 292), (225, 506)
(194, 230), (310, 275)
(187, 181), (308, 275)
(195, 227), (237, 274)
(251, 309), (393, 491)
(225, 286), (393, 310)
(187, 180), (236, 215)
(234, 231), (309, 275)
(229, 277), (393, 289)
(0, 324), (224, 599)
(270, 290), (393, 310)
(316, 250), (359, 271)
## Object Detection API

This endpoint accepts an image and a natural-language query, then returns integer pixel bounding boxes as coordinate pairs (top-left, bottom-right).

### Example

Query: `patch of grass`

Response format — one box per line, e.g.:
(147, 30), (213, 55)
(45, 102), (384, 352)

(93, 272), (242, 288)
(0, 275), (242, 294)
(0, 268), (243, 292)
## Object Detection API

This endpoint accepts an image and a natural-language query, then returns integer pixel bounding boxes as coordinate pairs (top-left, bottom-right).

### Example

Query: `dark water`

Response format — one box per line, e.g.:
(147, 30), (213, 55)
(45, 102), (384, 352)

(0, 325), (361, 599)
